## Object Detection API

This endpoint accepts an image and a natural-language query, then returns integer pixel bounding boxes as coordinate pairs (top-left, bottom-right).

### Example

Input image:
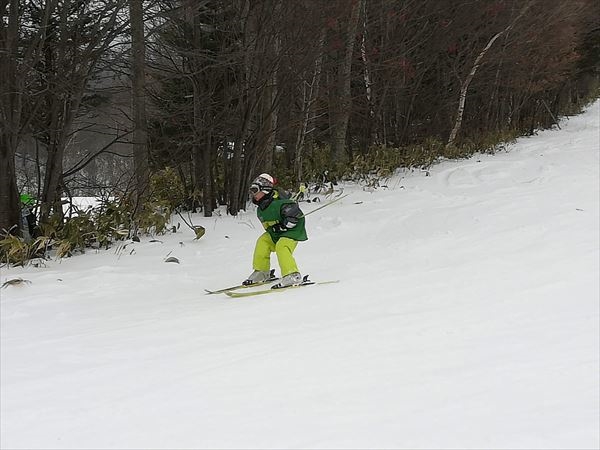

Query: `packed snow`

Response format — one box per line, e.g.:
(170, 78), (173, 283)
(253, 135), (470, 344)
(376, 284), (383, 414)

(1, 101), (599, 449)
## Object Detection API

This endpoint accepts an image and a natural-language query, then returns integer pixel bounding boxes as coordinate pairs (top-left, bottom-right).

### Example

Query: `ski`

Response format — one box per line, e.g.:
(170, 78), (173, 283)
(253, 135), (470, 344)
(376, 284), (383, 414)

(224, 278), (339, 298)
(205, 270), (278, 294)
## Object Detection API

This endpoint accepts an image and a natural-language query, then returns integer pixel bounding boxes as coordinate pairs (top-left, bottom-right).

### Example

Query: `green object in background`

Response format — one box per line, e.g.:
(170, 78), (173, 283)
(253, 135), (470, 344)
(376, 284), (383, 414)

(194, 226), (205, 239)
(20, 194), (35, 206)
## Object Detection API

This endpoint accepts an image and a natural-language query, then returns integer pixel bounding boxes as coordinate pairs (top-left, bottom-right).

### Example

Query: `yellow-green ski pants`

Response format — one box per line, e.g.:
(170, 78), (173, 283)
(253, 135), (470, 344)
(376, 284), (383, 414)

(253, 233), (299, 276)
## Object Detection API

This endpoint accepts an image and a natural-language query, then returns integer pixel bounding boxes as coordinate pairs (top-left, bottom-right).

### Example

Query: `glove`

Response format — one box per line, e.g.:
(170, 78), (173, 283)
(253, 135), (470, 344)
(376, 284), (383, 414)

(271, 222), (288, 233)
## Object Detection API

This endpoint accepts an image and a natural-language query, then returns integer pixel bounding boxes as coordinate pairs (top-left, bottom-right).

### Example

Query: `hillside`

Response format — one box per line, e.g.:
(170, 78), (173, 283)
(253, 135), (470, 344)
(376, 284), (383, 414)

(1, 102), (599, 449)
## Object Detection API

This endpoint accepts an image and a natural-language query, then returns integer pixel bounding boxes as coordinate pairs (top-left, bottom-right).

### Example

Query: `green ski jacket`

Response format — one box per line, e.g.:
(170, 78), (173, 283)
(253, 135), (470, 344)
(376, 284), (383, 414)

(256, 191), (308, 243)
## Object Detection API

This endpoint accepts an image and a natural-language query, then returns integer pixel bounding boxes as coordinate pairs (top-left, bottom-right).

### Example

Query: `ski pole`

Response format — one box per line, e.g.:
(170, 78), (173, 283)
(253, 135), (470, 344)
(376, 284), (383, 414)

(302, 193), (349, 217)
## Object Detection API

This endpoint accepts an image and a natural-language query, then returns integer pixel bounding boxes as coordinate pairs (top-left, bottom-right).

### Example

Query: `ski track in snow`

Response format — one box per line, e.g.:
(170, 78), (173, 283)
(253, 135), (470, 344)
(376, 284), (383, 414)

(1, 101), (599, 449)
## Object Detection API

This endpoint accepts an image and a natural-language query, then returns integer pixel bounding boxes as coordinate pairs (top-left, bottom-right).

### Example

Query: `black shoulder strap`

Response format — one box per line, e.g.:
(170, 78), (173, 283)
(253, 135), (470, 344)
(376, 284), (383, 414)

(275, 187), (291, 200)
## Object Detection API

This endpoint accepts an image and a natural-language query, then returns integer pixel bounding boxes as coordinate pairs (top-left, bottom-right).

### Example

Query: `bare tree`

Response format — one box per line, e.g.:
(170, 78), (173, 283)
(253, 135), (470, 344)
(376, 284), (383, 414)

(329, 0), (363, 166)
(135, 0), (600, 216)
(293, 27), (326, 181)
(446, 1), (533, 148)
(0, 0), (60, 233)
(30, 0), (127, 223)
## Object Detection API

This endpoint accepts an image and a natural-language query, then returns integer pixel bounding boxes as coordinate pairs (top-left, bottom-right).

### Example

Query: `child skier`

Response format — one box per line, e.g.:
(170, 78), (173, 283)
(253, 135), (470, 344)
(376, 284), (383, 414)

(243, 173), (307, 288)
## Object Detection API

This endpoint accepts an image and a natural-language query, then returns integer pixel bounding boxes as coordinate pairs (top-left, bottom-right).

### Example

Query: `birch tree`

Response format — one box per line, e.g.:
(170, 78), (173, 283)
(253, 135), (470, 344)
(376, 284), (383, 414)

(293, 28), (326, 181)
(446, 1), (533, 148)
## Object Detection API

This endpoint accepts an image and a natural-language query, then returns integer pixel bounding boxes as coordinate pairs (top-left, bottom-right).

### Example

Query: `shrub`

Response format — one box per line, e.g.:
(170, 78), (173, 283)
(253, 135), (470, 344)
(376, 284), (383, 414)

(284, 129), (523, 191)
(149, 167), (185, 211)
(0, 192), (177, 266)
(0, 233), (31, 266)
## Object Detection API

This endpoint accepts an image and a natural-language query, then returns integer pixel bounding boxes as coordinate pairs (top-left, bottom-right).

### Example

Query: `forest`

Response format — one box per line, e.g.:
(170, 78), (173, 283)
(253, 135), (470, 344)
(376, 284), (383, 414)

(1, 0), (599, 262)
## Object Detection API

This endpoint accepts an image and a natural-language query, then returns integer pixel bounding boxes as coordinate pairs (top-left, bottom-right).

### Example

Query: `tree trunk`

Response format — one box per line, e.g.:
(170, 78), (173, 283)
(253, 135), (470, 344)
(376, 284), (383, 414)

(359, 0), (376, 148)
(129, 0), (150, 201)
(0, 0), (21, 234)
(262, 70), (279, 172)
(40, 84), (86, 223)
(446, 1), (533, 148)
(41, 140), (65, 222)
(294, 28), (326, 181)
(228, 0), (253, 214)
(331, 0), (363, 165)
(0, 136), (19, 234)
(192, 78), (214, 217)
(202, 135), (213, 217)
(446, 30), (505, 148)
(261, 0), (281, 172)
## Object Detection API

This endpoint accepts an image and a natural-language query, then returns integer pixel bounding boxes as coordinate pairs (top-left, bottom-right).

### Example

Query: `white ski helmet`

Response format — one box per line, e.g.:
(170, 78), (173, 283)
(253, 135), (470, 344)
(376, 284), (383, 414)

(250, 173), (275, 195)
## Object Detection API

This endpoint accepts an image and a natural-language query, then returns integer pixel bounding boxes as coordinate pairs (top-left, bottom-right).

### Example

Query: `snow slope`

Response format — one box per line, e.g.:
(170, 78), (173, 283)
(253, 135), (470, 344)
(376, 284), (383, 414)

(1, 102), (599, 450)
